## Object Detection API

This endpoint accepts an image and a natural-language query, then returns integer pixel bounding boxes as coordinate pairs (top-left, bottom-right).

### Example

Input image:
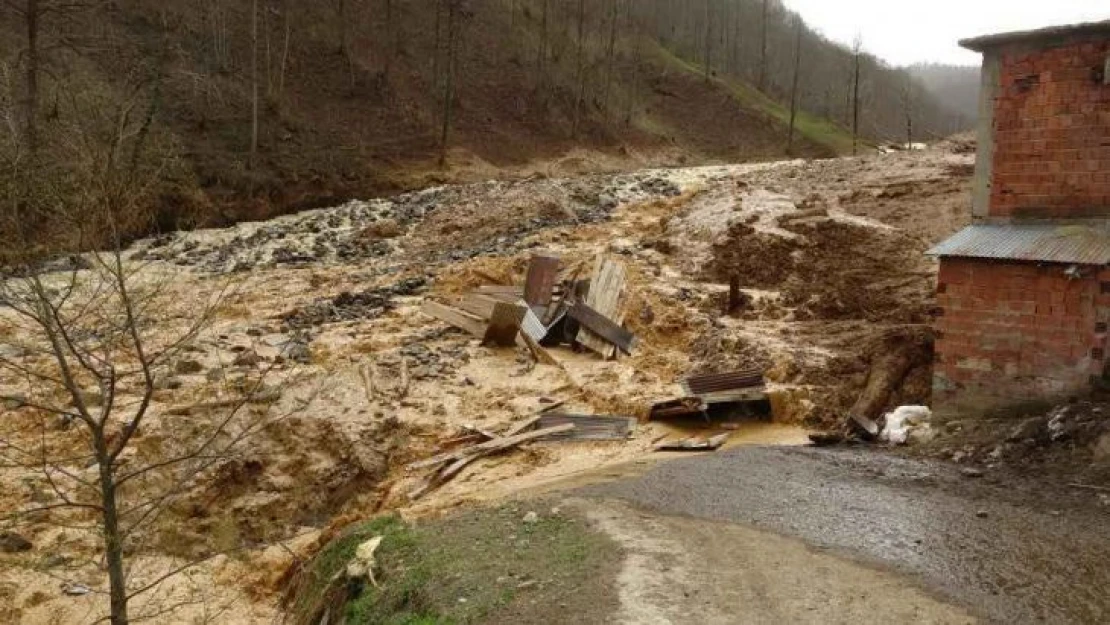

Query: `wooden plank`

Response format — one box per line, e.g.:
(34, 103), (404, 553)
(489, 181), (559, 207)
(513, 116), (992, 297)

(520, 330), (561, 366)
(576, 257), (625, 359)
(523, 254), (561, 307)
(476, 285), (525, 297)
(421, 301), (486, 338)
(454, 293), (503, 320)
(407, 423), (576, 471)
(482, 302), (526, 346)
(567, 302), (637, 355)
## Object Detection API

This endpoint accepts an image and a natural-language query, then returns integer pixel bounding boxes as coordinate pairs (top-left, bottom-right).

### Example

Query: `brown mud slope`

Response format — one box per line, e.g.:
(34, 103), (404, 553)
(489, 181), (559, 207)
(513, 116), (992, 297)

(0, 146), (972, 623)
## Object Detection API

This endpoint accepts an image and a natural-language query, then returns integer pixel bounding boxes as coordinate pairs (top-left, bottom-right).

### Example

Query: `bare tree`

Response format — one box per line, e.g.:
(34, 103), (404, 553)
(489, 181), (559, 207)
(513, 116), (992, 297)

(603, 0), (618, 121)
(439, 0), (467, 165)
(571, 0), (586, 137)
(786, 14), (802, 155)
(702, 0), (711, 82)
(0, 60), (309, 625)
(851, 34), (862, 155)
(757, 0), (768, 92)
(249, 0), (259, 170)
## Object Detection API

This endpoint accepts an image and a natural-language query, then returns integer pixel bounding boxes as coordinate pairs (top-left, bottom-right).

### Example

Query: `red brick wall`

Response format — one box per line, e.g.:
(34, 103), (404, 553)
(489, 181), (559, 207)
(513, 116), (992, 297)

(990, 40), (1110, 218)
(933, 258), (1110, 414)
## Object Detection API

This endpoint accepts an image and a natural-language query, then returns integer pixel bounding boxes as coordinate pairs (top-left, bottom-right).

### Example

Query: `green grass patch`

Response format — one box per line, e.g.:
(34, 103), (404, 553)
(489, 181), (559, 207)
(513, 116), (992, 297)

(288, 503), (620, 625)
(651, 43), (857, 154)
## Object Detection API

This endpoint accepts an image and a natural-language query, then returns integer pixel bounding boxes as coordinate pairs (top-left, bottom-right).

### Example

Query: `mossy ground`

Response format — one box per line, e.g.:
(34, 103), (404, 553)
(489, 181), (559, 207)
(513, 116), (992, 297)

(289, 500), (620, 625)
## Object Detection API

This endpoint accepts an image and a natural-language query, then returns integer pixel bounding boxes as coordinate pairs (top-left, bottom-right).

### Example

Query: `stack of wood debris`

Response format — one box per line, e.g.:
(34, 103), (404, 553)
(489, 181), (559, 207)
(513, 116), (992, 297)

(406, 402), (636, 500)
(421, 253), (638, 363)
(646, 367), (767, 452)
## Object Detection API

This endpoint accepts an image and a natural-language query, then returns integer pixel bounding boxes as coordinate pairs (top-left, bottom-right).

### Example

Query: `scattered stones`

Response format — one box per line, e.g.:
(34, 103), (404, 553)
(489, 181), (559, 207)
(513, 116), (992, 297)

(280, 276), (427, 329)
(960, 467), (985, 478)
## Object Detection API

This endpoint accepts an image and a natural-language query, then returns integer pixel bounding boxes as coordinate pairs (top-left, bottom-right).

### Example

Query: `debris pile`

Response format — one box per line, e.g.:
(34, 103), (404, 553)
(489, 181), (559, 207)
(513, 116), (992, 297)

(420, 252), (640, 364)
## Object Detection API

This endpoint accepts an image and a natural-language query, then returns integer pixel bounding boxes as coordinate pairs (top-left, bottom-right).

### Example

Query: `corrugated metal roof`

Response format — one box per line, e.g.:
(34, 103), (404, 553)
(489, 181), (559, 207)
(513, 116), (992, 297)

(928, 224), (1110, 265)
(959, 20), (1110, 52)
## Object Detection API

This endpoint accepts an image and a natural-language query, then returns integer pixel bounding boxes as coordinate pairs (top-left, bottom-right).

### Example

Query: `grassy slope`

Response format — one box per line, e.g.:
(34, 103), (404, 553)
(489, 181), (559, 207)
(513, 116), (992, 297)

(651, 44), (857, 154)
(288, 504), (620, 625)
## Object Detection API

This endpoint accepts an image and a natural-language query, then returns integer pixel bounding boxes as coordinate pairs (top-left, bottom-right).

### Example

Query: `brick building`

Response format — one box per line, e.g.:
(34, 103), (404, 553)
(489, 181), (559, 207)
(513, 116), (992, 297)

(930, 21), (1110, 417)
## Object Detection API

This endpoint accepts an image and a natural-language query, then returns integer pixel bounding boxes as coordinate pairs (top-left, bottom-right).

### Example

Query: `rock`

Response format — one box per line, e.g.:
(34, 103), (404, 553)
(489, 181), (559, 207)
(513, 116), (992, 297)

(1094, 433), (1110, 463)
(2, 394), (27, 410)
(0, 532), (32, 553)
(284, 342), (312, 364)
(62, 583), (91, 596)
(174, 359), (204, 375)
(975, 510), (989, 519)
(233, 350), (261, 367)
(522, 511), (539, 524)
(360, 218), (402, 240)
(960, 467), (985, 478)
(1006, 418), (1041, 443)
(516, 579), (538, 590)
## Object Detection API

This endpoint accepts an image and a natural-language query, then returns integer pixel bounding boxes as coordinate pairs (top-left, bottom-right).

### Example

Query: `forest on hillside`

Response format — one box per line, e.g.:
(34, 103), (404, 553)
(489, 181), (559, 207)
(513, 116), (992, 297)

(0, 0), (972, 250)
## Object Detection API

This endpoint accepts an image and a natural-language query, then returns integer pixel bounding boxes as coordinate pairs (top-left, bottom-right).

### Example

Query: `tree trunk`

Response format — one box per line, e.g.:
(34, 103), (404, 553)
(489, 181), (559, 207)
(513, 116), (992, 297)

(25, 0), (39, 153)
(757, 0), (768, 92)
(249, 0), (259, 170)
(702, 0), (710, 82)
(852, 39), (862, 155)
(571, 0), (585, 137)
(603, 0), (618, 121)
(439, 0), (456, 166)
(384, 0), (394, 79)
(278, 1), (291, 100)
(786, 17), (802, 156)
(97, 437), (129, 625)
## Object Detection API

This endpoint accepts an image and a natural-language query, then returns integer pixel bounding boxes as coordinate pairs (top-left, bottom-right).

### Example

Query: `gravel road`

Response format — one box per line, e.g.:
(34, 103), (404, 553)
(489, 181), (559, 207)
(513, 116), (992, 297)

(577, 446), (1109, 624)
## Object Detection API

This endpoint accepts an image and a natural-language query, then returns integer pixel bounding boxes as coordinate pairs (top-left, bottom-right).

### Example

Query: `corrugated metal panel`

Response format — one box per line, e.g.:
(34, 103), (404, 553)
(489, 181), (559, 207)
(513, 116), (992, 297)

(927, 224), (1110, 265)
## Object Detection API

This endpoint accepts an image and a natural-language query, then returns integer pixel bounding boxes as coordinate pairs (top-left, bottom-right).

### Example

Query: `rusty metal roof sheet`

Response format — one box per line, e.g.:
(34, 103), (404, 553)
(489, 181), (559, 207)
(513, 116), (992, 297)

(928, 224), (1110, 265)
(959, 20), (1110, 51)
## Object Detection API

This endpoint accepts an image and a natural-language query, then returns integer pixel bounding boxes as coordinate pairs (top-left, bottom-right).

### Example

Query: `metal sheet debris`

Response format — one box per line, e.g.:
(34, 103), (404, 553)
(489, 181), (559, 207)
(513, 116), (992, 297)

(535, 413), (636, 441)
(681, 368), (766, 404)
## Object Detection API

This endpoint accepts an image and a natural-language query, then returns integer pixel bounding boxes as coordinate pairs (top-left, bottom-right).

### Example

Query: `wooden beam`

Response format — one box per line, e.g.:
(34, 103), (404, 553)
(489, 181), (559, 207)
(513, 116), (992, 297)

(483, 301), (526, 346)
(407, 423), (576, 471)
(421, 301), (486, 337)
(567, 301), (637, 355)
(523, 253), (560, 308)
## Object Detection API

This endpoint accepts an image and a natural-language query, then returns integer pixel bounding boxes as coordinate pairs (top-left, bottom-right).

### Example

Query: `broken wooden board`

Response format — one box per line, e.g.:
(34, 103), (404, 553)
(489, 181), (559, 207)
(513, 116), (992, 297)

(523, 253), (560, 308)
(476, 285), (525, 303)
(535, 413), (636, 441)
(407, 423), (576, 472)
(520, 330), (561, 367)
(453, 292), (505, 320)
(576, 257), (625, 359)
(483, 302), (527, 346)
(654, 433), (730, 452)
(567, 301), (637, 355)
(421, 301), (486, 338)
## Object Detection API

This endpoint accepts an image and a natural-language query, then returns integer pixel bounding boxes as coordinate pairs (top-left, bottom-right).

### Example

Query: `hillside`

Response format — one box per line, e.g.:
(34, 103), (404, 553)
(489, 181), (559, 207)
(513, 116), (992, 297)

(910, 63), (981, 126)
(1, 0), (969, 242)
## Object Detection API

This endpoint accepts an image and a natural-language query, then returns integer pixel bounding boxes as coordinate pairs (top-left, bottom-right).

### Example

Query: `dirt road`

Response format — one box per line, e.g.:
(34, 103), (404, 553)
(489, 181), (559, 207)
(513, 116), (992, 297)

(565, 447), (1109, 624)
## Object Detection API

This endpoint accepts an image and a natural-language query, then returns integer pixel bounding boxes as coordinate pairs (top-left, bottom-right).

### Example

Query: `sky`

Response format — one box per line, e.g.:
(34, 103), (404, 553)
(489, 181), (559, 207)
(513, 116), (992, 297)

(781, 1), (1110, 66)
